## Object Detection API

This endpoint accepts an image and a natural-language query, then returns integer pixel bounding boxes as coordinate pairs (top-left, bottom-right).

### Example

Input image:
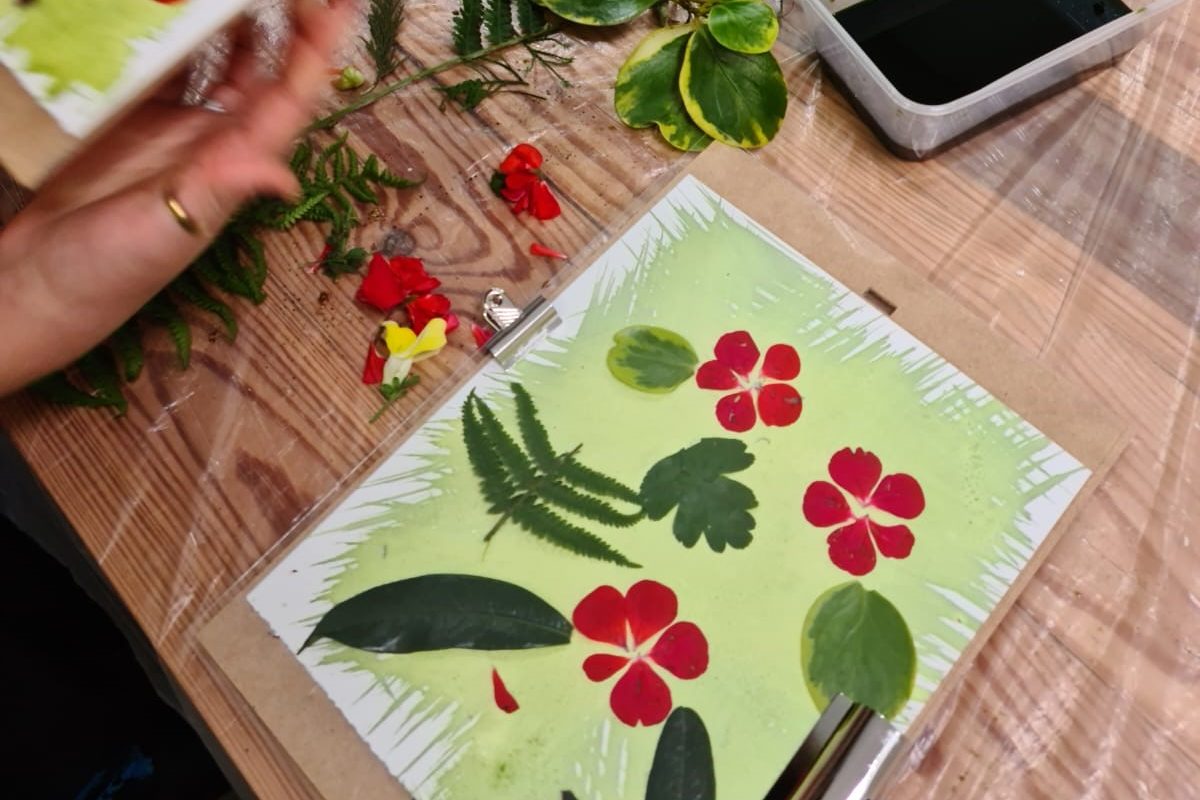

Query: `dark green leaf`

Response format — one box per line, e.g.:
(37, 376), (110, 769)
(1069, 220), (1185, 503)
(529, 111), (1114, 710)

(485, 0), (515, 45)
(511, 382), (556, 471)
(680, 25), (787, 148)
(453, 0), (485, 54)
(302, 573), (573, 653)
(108, 321), (144, 382)
(473, 393), (537, 484)
(801, 582), (916, 719)
(463, 392), (517, 508)
(517, 0), (544, 34)
(364, 0), (405, 81)
(141, 295), (192, 370)
(606, 325), (699, 392)
(76, 348), (127, 415)
(540, 480), (644, 527)
(562, 793), (579, 800)
(510, 501), (639, 567)
(615, 27), (712, 152)
(532, 0), (657, 25)
(707, 0), (779, 54)
(559, 456), (642, 504)
(172, 273), (237, 339)
(645, 707), (716, 800)
(31, 372), (122, 410)
(640, 438), (757, 552)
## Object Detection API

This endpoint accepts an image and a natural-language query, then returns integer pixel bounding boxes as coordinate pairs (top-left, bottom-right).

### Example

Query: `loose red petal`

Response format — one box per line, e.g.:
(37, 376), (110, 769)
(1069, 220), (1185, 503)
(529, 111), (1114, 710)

(361, 340), (386, 385)
(443, 311), (460, 334)
(529, 181), (562, 221)
(649, 622), (709, 680)
(471, 323), (494, 348)
(827, 518), (877, 576)
(507, 191), (530, 215)
(624, 581), (677, 646)
(715, 391), (756, 432)
(572, 585), (628, 648)
(492, 668), (519, 714)
(869, 473), (925, 519)
(499, 143), (543, 174)
(828, 447), (883, 503)
(868, 520), (915, 559)
(761, 343), (801, 381)
(609, 660), (672, 727)
(505, 171), (539, 192)
(757, 382), (803, 427)
(356, 252), (407, 311)
(530, 242), (568, 259)
(695, 360), (739, 391)
(389, 256), (440, 295)
(713, 331), (760, 376)
(583, 653), (630, 682)
(407, 293), (452, 333)
(802, 481), (853, 527)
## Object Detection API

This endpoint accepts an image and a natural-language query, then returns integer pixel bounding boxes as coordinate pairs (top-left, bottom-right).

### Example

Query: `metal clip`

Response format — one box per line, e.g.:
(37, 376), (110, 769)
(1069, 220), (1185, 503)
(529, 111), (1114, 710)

(765, 695), (902, 800)
(481, 288), (559, 369)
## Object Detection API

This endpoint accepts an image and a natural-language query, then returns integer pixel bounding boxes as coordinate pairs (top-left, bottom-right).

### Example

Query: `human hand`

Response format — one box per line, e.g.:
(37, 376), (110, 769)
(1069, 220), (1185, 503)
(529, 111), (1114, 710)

(0, 0), (352, 395)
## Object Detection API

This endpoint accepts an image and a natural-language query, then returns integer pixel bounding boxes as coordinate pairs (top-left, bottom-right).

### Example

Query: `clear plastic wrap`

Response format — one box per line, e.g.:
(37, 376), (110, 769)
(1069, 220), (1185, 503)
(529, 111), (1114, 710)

(1, 0), (1197, 796)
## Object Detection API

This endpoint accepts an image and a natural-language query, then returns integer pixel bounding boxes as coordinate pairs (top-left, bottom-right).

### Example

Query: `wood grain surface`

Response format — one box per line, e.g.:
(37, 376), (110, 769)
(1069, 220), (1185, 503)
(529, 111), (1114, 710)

(3, 1), (1199, 797)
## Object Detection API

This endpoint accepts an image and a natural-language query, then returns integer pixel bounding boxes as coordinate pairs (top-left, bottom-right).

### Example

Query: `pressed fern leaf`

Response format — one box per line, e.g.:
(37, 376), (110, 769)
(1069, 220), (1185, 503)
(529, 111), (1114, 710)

(364, 0), (405, 82)
(463, 384), (642, 566)
(515, 0), (543, 34)
(559, 456), (642, 504)
(452, 0), (484, 55)
(485, 0), (515, 45)
(172, 273), (237, 339)
(108, 322), (144, 383)
(141, 295), (192, 369)
(76, 348), (127, 415)
(32, 372), (122, 410)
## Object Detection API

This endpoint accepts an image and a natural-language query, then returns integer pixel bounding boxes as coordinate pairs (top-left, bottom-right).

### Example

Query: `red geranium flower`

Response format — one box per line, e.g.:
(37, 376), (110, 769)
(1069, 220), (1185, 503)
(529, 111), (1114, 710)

(695, 331), (802, 433)
(573, 580), (708, 727)
(356, 253), (441, 312)
(407, 293), (459, 334)
(492, 143), (561, 221)
(802, 447), (925, 576)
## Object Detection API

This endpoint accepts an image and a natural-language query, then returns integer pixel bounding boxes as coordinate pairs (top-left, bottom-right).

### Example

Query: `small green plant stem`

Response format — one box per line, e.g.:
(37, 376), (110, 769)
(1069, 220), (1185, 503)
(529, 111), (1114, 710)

(308, 24), (562, 133)
(482, 443), (584, 542)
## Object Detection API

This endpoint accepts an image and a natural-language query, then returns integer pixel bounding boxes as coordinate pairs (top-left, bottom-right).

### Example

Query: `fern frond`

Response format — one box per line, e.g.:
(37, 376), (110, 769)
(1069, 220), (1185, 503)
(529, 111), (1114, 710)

(511, 502), (638, 567)
(364, 0), (405, 82)
(473, 395), (536, 484)
(452, 0), (484, 55)
(76, 348), (127, 415)
(278, 190), (330, 229)
(108, 322), (144, 383)
(463, 393), (516, 509)
(558, 456), (642, 504)
(511, 382), (556, 470)
(31, 372), (122, 410)
(172, 273), (237, 339)
(485, 0), (515, 45)
(515, 0), (542, 34)
(540, 480), (644, 527)
(141, 295), (192, 369)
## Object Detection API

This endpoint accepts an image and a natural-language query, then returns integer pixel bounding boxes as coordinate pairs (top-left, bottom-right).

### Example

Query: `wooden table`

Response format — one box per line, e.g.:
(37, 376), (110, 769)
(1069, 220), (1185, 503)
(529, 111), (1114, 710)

(3, 2), (1199, 797)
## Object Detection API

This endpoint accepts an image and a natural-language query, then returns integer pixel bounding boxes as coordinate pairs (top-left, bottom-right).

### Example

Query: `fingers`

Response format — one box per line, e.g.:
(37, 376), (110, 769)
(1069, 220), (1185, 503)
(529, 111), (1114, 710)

(207, 17), (263, 112)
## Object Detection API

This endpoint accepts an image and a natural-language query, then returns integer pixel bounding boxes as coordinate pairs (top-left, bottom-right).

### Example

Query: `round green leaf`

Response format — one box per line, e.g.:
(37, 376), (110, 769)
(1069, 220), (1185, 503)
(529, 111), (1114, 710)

(680, 26), (788, 149)
(533, 0), (658, 25)
(801, 582), (916, 719)
(707, 0), (779, 54)
(615, 26), (713, 152)
(607, 325), (699, 392)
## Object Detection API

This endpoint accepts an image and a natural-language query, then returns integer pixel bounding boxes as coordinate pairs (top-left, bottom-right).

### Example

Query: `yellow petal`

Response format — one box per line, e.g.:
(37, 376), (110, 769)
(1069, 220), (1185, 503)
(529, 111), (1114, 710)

(408, 317), (448, 361)
(381, 321), (417, 355)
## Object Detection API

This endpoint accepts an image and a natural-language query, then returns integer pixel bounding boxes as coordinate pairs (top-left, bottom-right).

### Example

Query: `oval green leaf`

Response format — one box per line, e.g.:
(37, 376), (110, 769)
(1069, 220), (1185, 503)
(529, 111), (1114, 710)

(645, 707), (716, 800)
(680, 26), (788, 149)
(801, 582), (916, 719)
(607, 325), (700, 392)
(533, 0), (658, 25)
(302, 573), (573, 653)
(708, 0), (779, 54)
(616, 27), (713, 152)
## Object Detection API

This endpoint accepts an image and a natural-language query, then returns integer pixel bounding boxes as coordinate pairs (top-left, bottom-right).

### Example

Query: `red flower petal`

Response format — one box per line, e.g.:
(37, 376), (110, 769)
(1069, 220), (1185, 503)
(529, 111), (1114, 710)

(649, 622), (708, 680)
(868, 520), (915, 559)
(505, 171), (539, 192)
(573, 585), (627, 648)
(609, 660), (672, 727)
(361, 340), (385, 385)
(492, 668), (519, 714)
(695, 360), (739, 391)
(828, 447), (882, 503)
(625, 580), (677, 647)
(757, 382), (803, 427)
(827, 518), (877, 576)
(869, 474), (925, 519)
(529, 180), (562, 221)
(356, 252), (407, 311)
(407, 293), (452, 333)
(498, 143), (543, 174)
(713, 331), (760, 376)
(388, 256), (440, 295)
(583, 653), (630, 682)
(761, 344), (801, 380)
(530, 242), (567, 259)
(715, 391), (756, 432)
(471, 323), (493, 348)
(507, 191), (530, 215)
(443, 311), (460, 334)
(802, 481), (853, 527)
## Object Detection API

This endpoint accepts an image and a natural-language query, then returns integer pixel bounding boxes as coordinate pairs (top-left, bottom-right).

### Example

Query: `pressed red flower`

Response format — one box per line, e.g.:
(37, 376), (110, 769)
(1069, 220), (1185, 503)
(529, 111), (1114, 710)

(802, 447), (925, 576)
(361, 339), (386, 385)
(407, 293), (459, 334)
(492, 143), (562, 221)
(573, 580), (708, 727)
(696, 331), (803, 432)
(388, 255), (440, 294)
(356, 252), (408, 311)
(491, 668), (519, 714)
(498, 143), (543, 174)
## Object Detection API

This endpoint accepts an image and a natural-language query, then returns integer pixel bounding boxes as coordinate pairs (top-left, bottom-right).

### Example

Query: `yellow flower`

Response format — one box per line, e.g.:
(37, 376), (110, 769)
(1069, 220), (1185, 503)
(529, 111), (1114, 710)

(380, 318), (447, 384)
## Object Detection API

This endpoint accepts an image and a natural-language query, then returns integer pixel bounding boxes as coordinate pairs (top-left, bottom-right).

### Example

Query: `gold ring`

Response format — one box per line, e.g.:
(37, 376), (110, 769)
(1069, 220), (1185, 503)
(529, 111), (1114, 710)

(164, 192), (201, 236)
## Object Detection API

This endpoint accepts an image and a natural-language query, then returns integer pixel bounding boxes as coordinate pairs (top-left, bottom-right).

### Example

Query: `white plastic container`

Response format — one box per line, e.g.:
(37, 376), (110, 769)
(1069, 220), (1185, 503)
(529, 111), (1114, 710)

(800, 0), (1183, 158)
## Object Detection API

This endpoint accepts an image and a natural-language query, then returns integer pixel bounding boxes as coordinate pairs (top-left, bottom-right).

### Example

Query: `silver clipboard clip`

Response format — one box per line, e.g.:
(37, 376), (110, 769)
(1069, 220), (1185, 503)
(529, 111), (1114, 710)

(766, 694), (902, 800)
(481, 288), (560, 369)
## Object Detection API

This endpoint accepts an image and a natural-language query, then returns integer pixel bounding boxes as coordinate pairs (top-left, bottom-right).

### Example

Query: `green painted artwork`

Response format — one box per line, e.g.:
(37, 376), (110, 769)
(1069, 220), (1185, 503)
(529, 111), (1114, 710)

(248, 176), (1090, 799)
